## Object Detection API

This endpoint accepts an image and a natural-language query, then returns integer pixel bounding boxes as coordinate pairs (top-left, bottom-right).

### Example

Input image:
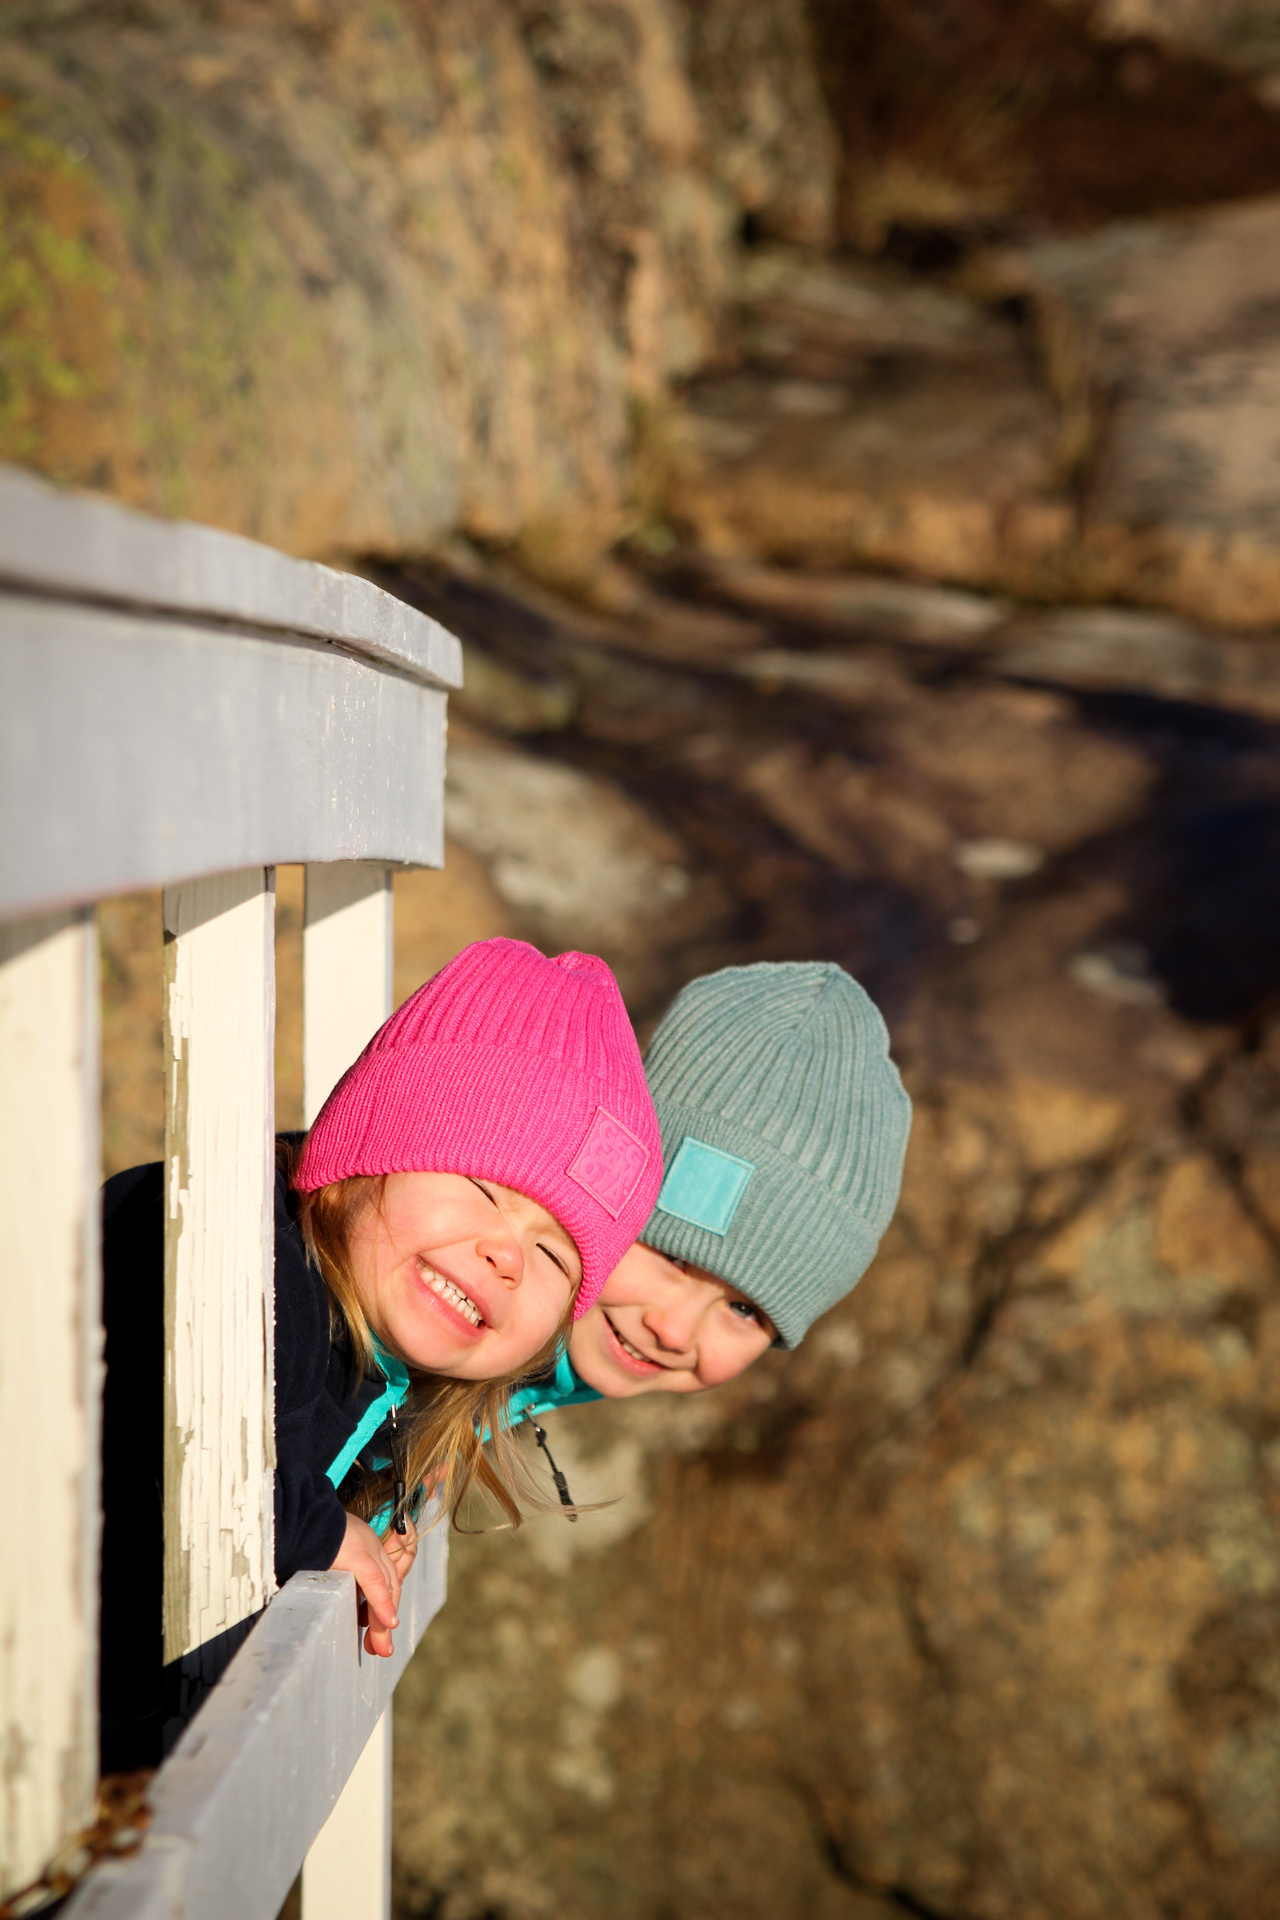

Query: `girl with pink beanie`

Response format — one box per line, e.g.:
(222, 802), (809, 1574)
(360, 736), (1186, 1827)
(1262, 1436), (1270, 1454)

(99, 937), (660, 1769)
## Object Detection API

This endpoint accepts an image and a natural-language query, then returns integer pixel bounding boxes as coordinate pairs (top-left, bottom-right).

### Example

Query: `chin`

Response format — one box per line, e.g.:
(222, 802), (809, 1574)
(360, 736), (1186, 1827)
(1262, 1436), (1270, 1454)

(612, 1372), (656, 1397)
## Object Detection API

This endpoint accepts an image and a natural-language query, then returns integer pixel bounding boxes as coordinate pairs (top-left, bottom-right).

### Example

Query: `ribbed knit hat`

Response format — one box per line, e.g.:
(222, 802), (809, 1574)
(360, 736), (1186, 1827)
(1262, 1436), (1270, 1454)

(639, 962), (911, 1347)
(296, 937), (661, 1314)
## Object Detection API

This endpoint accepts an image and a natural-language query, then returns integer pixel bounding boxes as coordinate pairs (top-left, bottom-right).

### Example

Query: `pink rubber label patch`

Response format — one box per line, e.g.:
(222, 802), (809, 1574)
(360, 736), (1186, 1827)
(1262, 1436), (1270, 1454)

(566, 1107), (650, 1219)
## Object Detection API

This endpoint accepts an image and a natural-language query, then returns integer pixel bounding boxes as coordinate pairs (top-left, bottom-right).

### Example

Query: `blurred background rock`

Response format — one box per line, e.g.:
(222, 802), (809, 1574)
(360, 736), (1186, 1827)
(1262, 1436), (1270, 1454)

(10, 2), (1280, 1915)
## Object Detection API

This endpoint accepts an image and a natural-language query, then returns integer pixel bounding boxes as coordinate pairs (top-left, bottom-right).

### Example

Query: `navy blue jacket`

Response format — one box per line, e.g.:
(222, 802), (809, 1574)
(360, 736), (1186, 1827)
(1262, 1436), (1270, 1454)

(99, 1145), (396, 1767)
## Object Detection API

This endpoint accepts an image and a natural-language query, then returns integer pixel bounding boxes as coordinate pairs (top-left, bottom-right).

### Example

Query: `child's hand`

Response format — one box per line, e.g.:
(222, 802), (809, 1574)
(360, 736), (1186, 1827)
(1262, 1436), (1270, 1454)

(331, 1512), (402, 1657)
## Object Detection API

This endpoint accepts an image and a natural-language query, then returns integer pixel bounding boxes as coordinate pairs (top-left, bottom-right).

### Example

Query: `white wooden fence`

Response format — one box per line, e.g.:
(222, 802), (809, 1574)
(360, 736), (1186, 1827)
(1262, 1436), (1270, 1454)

(0, 465), (463, 1919)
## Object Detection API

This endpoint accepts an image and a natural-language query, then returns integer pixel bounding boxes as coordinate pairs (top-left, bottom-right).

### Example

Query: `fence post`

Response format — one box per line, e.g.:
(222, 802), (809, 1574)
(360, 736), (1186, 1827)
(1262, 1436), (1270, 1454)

(300, 861), (395, 1920)
(0, 910), (100, 1898)
(300, 1709), (393, 1920)
(162, 870), (276, 1700)
(302, 863), (394, 1128)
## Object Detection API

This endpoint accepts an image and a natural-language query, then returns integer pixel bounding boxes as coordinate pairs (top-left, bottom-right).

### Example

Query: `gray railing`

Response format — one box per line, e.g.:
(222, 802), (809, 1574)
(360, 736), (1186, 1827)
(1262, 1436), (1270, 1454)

(0, 465), (463, 1919)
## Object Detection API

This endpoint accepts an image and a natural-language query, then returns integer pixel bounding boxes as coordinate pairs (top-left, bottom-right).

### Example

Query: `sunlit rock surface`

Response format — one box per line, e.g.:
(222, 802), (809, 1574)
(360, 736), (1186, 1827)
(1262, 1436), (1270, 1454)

(0, 0), (732, 575)
(669, 224), (1280, 626)
(13, 2), (1280, 624)
(1079, 0), (1280, 96)
(983, 194), (1280, 626)
(669, 250), (1068, 592)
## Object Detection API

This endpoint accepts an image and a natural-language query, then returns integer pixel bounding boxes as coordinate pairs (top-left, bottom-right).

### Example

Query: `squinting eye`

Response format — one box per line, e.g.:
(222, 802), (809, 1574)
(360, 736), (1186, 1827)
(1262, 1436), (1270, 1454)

(539, 1243), (573, 1282)
(729, 1300), (763, 1326)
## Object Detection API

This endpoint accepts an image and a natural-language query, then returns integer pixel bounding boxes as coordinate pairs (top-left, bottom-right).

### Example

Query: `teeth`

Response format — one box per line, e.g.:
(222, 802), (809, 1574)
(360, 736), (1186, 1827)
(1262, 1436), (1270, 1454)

(609, 1318), (651, 1364)
(429, 1272), (483, 1328)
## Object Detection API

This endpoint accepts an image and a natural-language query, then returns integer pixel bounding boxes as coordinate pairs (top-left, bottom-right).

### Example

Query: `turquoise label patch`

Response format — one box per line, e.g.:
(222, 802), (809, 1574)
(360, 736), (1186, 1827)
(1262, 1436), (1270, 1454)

(656, 1137), (755, 1236)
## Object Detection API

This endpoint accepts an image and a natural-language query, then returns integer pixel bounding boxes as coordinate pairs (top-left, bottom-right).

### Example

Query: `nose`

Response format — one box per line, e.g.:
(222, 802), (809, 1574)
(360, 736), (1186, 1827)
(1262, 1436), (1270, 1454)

(476, 1224), (524, 1287)
(641, 1285), (709, 1356)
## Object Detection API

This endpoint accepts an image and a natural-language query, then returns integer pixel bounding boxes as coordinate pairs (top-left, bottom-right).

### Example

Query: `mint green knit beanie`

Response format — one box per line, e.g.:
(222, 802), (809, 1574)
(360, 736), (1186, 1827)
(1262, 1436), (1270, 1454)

(640, 962), (911, 1347)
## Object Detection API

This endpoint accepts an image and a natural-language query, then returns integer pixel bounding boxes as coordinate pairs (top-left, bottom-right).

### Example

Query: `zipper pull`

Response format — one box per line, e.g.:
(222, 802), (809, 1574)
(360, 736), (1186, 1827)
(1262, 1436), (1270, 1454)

(389, 1398), (408, 1535)
(529, 1418), (577, 1521)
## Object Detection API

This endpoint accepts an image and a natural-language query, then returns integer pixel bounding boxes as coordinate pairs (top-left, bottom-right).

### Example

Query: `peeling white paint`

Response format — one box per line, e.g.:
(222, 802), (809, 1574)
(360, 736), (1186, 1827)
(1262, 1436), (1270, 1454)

(163, 871), (276, 1661)
(0, 912), (99, 1898)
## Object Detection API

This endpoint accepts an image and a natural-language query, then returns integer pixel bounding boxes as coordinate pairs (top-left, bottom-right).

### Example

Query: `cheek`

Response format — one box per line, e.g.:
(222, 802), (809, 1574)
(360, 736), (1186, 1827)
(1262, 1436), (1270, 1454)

(514, 1268), (572, 1345)
(345, 1215), (386, 1306)
(701, 1329), (770, 1387)
(572, 1308), (605, 1351)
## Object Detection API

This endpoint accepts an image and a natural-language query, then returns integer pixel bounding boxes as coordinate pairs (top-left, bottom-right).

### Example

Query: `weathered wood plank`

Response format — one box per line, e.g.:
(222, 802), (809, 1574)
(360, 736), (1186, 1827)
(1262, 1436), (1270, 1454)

(163, 871), (276, 1665)
(63, 1534), (448, 1920)
(303, 864), (394, 1128)
(300, 1710), (392, 1920)
(0, 912), (100, 1899)
(0, 465), (462, 691)
(0, 596), (450, 918)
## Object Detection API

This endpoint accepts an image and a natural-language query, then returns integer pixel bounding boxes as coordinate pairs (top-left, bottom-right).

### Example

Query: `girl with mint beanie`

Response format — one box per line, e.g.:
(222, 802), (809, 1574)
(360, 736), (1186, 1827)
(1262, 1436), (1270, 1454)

(509, 960), (912, 1429)
(637, 959), (911, 1348)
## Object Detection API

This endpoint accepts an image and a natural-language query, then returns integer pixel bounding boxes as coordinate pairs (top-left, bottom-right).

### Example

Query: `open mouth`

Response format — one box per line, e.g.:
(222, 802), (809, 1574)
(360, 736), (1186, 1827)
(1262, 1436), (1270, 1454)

(603, 1310), (666, 1374)
(425, 1268), (485, 1329)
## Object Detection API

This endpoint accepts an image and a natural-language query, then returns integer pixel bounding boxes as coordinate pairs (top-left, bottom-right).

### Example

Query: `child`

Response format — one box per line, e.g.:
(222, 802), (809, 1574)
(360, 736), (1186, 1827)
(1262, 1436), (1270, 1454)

(507, 961), (911, 1431)
(100, 937), (660, 1767)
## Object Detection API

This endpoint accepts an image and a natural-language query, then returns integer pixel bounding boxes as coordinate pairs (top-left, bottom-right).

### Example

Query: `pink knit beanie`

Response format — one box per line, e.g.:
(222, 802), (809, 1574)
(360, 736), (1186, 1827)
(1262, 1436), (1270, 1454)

(295, 937), (660, 1314)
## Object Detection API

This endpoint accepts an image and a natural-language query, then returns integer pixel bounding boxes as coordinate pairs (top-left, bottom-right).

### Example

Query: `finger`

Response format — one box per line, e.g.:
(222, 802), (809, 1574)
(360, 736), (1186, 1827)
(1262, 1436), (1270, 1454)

(363, 1621), (396, 1658)
(356, 1559), (400, 1631)
(366, 1590), (399, 1631)
(355, 1566), (401, 1628)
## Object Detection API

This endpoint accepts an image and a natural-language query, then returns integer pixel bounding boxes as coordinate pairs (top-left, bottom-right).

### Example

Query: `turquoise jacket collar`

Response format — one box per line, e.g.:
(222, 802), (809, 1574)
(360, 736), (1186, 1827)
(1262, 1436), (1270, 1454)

(507, 1349), (602, 1426)
(324, 1337), (411, 1491)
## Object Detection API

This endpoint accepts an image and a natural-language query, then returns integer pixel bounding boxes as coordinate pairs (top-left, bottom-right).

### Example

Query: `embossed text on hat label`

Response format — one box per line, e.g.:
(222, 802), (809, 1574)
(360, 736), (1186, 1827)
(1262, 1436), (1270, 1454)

(567, 1107), (650, 1218)
(656, 1136), (754, 1235)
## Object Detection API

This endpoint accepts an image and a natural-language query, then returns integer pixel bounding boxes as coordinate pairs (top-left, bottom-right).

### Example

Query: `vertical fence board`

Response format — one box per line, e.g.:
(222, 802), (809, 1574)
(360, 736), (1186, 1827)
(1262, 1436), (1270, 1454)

(303, 864), (393, 1128)
(300, 1708), (392, 1920)
(0, 911), (100, 1897)
(301, 863), (394, 1920)
(163, 870), (276, 1670)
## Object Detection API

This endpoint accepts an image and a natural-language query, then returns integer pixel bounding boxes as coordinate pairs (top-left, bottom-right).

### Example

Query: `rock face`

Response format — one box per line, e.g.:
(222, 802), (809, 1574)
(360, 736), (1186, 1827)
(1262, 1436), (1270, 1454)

(0, 0), (736, 573)
(1079, 0), (1280, 94)
(444, 726), (726, 1006)
(12, 0), (1280, 619)
(670, 0), (839, 247)
(983, 194), (1280, 627)
(663, 213), (1280, 627)
(668, 248), (1070, 591)
(367, 553), (1280, 1920)
(808, 0), (1280, 244)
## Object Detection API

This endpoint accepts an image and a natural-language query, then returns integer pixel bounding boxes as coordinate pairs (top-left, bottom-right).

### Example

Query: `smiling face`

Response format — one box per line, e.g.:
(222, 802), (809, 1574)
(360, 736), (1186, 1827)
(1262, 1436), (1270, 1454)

(568, 1239), (775, 1397)
(348, 1172), (582, 1379)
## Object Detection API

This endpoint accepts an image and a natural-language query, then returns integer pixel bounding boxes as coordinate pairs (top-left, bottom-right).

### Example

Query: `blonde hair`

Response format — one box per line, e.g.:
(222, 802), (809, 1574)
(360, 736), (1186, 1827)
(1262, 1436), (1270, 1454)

(285, 1146), (576, 1532)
